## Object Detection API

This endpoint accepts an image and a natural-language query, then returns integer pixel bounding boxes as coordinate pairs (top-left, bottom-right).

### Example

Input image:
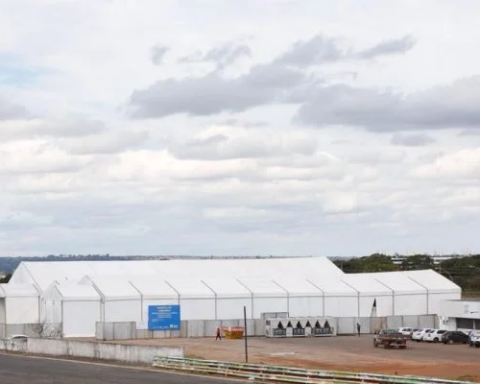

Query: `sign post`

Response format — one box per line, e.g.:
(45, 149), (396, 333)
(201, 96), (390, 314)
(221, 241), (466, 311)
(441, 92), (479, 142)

(148, 305), (181, 331)
(243, 305), (248, 363)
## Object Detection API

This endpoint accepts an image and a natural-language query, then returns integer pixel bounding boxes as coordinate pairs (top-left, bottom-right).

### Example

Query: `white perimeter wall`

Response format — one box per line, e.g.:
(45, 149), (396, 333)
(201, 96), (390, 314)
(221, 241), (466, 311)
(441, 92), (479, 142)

(63, 300), (101, 337)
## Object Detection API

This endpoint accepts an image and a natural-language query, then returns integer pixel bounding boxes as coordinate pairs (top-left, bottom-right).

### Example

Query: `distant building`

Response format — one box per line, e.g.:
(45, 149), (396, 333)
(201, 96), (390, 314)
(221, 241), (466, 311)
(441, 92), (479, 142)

(390, 254), (467, 266)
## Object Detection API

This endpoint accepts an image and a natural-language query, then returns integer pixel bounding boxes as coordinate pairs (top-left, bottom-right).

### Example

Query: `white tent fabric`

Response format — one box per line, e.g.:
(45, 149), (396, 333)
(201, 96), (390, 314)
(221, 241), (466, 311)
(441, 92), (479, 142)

(44, 283), (101, 337)
(0, 284), (39, 324)
(5, 257), (462, 333)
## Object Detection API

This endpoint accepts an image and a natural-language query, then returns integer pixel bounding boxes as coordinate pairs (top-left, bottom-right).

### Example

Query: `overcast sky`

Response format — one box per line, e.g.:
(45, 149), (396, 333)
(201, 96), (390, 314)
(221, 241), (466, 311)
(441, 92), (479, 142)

(1, 0), (479, 257)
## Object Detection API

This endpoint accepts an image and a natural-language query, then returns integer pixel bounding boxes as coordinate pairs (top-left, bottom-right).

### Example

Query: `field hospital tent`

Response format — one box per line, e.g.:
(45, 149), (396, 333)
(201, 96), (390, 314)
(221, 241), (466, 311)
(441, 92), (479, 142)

(0, 283), (40, 324)
(44, 283), (101, 337)
(307, 277), (358, 317)
(79, 276), (141, 323)
(402, 270), (461, 315)
(369, 272), (428, 315)
(129, 276), (179, 323)
(238, 278), (289, 318)
(5, 258), (462, 331)
(202, 278), (252, 320)
(273, 277), (324, 317)
(341, 274), (394, 317)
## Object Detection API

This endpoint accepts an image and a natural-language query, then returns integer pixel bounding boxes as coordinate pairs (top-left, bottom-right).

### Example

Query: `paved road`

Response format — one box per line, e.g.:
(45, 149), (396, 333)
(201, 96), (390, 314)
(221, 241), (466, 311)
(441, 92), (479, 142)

(0, 353), (240, 384)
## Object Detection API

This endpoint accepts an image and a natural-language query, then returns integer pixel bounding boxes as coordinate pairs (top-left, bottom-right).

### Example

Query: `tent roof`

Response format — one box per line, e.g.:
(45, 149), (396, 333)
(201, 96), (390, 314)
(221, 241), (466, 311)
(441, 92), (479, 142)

(201, 278), (251, 297)
(238, 278), (287, 296)
(165, 278), (215, 298)
(0, 283), (39, 298)
(342, 274), (393, 296)
(52, 283), (100, 300)
(368, 271), (426, 294)
(273, 278), (323, 296)
(307, 277), (357, 296)
(79, 275), (140, 299)
(129, 276), (178, 299)
(402, 270), (461, 293)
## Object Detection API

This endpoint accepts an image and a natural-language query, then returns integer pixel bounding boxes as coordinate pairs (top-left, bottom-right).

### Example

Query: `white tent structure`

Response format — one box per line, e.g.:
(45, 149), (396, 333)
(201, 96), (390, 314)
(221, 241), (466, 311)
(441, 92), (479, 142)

(341, 274), (394, 317)
(273, 277), (324, 317)
(202, 278), (252, 320)
(0, 284), (40, 324)
(79, 276), (142, 323)
(3, 258), (462, 337)
(402, 270), (462, 315)
(44, 283), (101, 337)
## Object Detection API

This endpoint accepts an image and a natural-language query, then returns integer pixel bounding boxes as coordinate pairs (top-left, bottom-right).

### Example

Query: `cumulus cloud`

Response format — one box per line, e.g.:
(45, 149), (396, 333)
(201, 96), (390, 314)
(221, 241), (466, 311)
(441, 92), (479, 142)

(391, 133), (436, 147)
(296, 76), (480, 132)
(151, 45), (169, 65)
(179, 42), (252, 68)
(168, 126), (317, 160)
(0, 97), (29, 120)
(356, 36), (416, 59)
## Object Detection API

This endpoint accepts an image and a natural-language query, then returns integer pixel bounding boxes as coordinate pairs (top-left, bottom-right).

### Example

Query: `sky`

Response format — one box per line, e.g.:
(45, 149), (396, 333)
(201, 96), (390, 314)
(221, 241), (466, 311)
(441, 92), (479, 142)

(0, 0), (479, 257)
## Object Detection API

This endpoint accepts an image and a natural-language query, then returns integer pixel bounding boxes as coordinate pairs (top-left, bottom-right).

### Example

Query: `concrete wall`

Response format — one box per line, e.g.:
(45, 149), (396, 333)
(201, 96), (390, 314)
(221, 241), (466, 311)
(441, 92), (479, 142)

(0, 337), (183, 364)
(95, 315), (439, 340)
(0, 323), (62, 339)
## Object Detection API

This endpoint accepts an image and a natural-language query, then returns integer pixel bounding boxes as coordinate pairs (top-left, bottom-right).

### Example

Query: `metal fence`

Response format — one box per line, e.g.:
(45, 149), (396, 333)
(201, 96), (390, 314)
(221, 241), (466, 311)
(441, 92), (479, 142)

(95, 315), (439, 340)
(152, 356), (475, 384)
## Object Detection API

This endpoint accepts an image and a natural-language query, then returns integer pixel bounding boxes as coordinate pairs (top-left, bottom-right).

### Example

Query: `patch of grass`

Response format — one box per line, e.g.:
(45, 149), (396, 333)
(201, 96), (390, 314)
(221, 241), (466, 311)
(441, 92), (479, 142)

(462, 291), (480, 299)
(454, 374), (479, 382)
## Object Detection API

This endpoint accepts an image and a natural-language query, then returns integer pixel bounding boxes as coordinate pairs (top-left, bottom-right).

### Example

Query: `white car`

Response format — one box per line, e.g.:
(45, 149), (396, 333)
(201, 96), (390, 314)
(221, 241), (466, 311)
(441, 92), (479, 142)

(423, 329), (447, 343)
(397, 327), (413, 336)
(412, 328), (434, 341)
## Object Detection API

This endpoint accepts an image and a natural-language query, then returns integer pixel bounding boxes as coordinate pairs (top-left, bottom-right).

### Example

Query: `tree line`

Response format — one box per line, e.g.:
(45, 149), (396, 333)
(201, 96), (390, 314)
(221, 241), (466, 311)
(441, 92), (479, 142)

(333, 253), (480, 293)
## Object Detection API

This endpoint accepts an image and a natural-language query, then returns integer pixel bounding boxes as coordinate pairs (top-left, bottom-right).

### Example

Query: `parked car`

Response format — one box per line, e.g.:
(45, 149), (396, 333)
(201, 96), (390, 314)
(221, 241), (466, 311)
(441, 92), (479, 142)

(412, 328), (434, 341)
(423, 329), (447, 343)
(373, 329), (409, 349)
(6, 334), (28, 341)
(468, 332), (480, 347)
(397, 327), (413, 336)
(442, 331), (469, 344)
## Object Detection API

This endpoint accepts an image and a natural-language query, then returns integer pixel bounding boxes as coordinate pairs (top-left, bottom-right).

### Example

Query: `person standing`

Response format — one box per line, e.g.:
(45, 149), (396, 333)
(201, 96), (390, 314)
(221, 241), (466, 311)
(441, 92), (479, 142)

(215, 326), (222, 341)
(356, 323), (361, 337)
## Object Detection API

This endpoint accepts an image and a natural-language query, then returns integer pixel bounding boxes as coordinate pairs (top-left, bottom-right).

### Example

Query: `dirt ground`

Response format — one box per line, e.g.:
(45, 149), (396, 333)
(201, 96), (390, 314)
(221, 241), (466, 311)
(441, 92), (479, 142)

(114, 336), (480, 381)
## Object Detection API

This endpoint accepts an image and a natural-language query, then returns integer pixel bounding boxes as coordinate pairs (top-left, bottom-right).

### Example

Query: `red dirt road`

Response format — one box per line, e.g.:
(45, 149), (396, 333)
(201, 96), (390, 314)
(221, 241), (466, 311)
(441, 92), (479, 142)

(115, 336), (480, 381)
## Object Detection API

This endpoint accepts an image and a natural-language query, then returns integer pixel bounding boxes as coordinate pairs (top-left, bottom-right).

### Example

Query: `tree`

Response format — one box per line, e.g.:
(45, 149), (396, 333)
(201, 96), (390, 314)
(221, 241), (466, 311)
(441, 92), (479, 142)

(400, 254), (434, 271)
(0, 273), (12, 283)
(333, 254), (398, 273)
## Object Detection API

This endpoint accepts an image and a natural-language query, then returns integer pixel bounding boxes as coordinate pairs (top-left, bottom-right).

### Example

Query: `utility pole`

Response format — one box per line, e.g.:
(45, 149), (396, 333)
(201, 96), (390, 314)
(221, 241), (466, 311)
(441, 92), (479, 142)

(243, 306), (248, 363)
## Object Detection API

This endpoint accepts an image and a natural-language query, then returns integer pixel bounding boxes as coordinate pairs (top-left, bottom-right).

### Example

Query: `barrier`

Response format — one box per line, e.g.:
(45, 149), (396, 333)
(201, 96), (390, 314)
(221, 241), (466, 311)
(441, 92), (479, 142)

(0, 338), (184, 363)
(152, 356), (476, 384)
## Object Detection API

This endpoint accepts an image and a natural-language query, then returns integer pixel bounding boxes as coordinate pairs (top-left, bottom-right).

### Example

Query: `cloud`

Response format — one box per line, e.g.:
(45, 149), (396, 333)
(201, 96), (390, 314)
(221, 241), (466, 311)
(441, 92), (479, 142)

(296, 75), (480, 132)
(391, 133), (436, 147)
(129, 64), (305, 118)
(0, 97), (29, 120)
(151, 45), (169, 65)
(178, 42), (252, 68)
(356, 36), (416, 59)
(168, 126), (317, 160)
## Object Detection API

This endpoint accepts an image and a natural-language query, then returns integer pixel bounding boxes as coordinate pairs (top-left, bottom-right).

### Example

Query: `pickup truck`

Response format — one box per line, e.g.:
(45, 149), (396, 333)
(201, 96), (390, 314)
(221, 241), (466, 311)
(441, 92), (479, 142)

(373, 329), (409, 349)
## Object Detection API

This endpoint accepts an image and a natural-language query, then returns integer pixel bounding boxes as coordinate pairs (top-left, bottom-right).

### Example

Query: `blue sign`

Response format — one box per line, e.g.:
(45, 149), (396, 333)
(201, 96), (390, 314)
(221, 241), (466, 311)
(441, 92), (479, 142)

(148, 305), (181, 331)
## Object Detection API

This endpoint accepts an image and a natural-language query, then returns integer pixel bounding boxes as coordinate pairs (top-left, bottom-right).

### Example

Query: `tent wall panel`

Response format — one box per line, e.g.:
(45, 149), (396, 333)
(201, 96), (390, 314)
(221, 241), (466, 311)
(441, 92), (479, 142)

(288, 296), (324, 317)
(428, 293), (460, 315)
(216, 298), (252, 320)
(63, 301), (101, 337)
(6, 297), (39, 324)
(358, 295), (393, 317)
(180, 298), (215, 320)
(324, 297), (357, 317)
(393, 294), (427, 315)
(104, 300), (141, 323)
(252, 297), (288, 318)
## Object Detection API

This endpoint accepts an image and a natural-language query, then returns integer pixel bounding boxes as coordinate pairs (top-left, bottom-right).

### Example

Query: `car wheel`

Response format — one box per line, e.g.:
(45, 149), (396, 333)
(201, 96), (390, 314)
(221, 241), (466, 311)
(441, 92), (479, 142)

(433, 338), (439, 343)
